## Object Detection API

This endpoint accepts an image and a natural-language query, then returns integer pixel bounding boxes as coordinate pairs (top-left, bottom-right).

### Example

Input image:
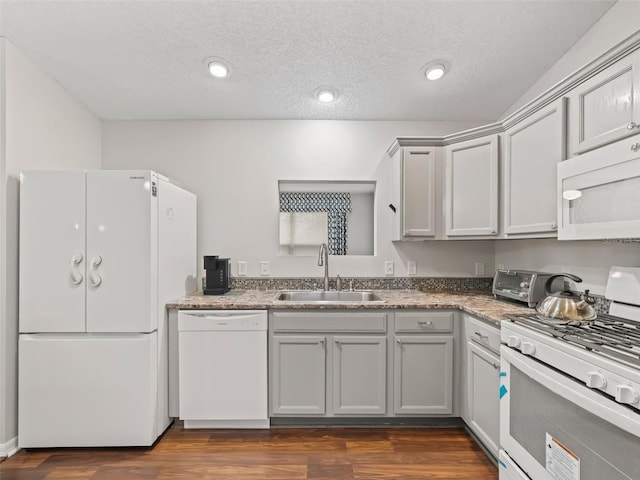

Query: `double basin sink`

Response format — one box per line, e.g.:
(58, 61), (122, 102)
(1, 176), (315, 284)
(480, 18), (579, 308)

(273, 290), (384, 304)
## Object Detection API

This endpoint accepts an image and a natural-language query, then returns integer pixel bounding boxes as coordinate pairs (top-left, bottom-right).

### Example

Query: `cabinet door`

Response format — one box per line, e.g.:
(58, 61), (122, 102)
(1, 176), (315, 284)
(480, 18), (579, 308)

(271, 336), (326, 415)
(503, 99), (566, 235)
(467, 341), (500, 458)
(19, 171), (87, 333)
(401, 147), (437, 238)
(332, 336), (386, 415)
(569, 49), (640, 156)
(445, 136), (499, 236)
(394, 335), (453, 414)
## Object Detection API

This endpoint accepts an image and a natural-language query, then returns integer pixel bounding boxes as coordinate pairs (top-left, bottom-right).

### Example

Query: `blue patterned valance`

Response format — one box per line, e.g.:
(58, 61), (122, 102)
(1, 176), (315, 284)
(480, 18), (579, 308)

(279, 192), (352, 255)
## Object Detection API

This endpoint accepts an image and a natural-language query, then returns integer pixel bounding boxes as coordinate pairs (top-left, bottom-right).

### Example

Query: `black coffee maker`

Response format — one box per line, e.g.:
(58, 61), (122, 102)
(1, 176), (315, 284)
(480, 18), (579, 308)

(203, 256), (231, 295)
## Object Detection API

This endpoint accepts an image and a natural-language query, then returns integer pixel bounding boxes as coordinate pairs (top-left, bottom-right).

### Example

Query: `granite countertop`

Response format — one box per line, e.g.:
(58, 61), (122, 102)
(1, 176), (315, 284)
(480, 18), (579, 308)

(166, 289), (534, 327)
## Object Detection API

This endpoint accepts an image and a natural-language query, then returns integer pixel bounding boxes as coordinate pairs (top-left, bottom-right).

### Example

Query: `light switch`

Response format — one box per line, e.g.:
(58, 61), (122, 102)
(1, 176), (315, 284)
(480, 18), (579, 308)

(260, 261), (270, 276)
(385, 261), (394, 276)
(407, 261), (417, 275)
(238, 261), (247, 276)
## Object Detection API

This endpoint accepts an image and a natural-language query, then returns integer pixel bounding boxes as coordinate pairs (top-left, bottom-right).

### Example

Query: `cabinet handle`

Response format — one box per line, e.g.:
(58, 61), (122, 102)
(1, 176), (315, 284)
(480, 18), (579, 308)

(492, 363), (500, 370)
(319, 338), (325, 345)
(627, 122), (639, 130)
(396, 338), (402, 344)
(473, 332), (490, 347)
(334, 339), (340, 345)
(409, 151), (431, 155)
(69, 253), (84, 285)
(550, 223), (557, 230)
(632, 143), (640, 153)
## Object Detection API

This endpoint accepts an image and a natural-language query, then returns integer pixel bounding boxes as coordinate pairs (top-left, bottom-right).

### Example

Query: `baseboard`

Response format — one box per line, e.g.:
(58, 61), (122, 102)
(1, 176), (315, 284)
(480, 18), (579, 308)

(0, 437), (19, 458)
(270, 417), (465, 427)
(183, 419), (270, 429)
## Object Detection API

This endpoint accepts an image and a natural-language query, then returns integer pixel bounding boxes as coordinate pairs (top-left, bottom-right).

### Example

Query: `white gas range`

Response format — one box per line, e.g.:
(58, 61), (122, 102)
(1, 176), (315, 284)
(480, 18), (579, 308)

(499, 266), (640, 480)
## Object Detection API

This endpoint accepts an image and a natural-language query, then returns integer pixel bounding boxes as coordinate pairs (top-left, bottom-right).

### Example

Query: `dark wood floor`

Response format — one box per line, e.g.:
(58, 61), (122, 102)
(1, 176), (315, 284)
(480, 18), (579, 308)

(0, 426), (498, 479)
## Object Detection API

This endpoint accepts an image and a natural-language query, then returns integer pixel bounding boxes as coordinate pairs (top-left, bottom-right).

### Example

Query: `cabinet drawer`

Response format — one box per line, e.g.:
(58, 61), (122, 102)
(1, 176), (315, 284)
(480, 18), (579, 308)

(395, 311), (453, 333)
(271, 311), (388, 333)
(466, 315), (500, 354)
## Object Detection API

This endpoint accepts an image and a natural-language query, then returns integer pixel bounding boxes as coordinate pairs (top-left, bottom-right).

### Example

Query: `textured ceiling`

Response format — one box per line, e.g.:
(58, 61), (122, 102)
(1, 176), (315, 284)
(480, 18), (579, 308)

(0, 0), (615, 121)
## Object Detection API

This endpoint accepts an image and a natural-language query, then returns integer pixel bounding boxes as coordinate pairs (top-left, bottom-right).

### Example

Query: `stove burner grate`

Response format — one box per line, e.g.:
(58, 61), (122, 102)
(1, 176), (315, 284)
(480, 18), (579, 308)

(506, 313), (640, 368)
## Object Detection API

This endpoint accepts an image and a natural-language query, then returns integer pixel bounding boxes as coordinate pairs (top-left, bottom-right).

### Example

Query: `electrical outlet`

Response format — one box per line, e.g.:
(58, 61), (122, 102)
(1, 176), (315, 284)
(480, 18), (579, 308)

(475, 262), (485, 276)
(407, 261), (417, 275)
(384, 261), (394, 276)
(237, 261), (247, 276)
(497, 263), (505, 270)
(260, 261), (270, 276)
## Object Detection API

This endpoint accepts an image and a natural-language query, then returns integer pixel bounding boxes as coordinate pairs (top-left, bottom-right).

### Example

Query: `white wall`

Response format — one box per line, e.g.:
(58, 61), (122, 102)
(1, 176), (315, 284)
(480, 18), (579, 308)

(0, 38), (101, 451)
(102, 120), (495, 280)
(502, 1), (640, 118)
(494, 239), (639, 296)
(495, 3), (640, 295)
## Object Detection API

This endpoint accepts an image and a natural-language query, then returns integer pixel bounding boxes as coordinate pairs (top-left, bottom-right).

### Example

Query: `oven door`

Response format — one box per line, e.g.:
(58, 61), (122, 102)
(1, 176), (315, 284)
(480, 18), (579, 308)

(500, 345), (640, 480)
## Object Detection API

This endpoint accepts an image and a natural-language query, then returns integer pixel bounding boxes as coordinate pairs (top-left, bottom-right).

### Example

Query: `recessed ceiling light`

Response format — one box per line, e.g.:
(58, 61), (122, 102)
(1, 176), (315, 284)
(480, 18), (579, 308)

(425, 64), (445, 81)
(209, 62), (229, 78)
(421, 60), (450, 82)
(314, 87), (339, 103)
(204, 57), (232, 79)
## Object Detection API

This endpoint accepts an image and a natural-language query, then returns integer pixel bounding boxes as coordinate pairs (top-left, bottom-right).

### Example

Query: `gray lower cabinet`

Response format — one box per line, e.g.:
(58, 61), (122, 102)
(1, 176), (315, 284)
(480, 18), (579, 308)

(271, 336), (326, 415)
(270, 310), (389, 416)
(393, 311), (454, 415)
(461, 314), (501, 458)
(270, 310), (455, 418)
(332, 336), (386, 415)
(393, 335), (454, 414)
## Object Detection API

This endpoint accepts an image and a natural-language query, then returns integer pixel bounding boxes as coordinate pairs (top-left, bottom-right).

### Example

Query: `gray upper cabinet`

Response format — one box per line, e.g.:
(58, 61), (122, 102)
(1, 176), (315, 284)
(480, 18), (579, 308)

(332, 336), (387, 415)
(390, 146), (438, 240)
(568, 48), (640, 156)
(271, 335), (326, 415)
(445, 135), (499, 237)
(502, 98), (567, 236)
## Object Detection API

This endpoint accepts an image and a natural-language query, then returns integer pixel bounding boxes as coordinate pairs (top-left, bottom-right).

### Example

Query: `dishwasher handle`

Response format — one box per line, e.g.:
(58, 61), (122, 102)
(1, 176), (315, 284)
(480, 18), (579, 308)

(178, 310), (268, 331)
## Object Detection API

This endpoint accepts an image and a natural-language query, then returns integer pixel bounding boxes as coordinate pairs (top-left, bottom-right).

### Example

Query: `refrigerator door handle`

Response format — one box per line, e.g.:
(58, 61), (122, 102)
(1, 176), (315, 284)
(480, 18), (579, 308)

(89, 255), (103, 287)
(90, 255), (103, 268)
(70, 253), (84, 285)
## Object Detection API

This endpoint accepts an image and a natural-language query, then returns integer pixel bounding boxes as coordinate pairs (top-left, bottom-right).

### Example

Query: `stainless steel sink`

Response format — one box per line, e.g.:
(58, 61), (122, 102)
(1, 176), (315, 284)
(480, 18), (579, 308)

(272, 290), (384, 303)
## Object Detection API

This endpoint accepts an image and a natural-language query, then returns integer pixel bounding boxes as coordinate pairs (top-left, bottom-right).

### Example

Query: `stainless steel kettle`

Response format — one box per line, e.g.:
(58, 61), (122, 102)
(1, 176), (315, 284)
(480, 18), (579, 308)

(535, 273), (597, 323)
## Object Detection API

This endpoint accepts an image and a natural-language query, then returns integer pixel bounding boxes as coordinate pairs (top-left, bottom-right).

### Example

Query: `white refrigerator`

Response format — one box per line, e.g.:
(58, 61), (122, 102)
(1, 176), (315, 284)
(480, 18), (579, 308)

(18, 170), (197, 447)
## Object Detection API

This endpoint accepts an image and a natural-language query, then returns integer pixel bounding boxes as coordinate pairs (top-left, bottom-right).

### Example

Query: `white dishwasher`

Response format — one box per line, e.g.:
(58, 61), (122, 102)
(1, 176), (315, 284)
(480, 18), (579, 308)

(178, 310), (269, 428)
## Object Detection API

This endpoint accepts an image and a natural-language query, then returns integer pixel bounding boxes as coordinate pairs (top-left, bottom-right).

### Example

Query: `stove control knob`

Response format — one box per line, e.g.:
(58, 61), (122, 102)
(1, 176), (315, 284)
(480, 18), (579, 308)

(586, 371), (607, 390)
(616, 385), (639, 405)
(518, 291), (528, 299)
(507, 336), (521, 348)
(521, 342), (536, 355)
(519, 282), (529, 289)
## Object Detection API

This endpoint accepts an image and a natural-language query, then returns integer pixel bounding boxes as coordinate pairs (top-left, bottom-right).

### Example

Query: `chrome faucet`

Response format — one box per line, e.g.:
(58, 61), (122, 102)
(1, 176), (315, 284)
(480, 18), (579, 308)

(318, 243), (330, 291)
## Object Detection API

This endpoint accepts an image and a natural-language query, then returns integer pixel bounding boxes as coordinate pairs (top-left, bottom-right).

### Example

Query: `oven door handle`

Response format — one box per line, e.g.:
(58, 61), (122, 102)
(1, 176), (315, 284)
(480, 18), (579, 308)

(500, 346), (640, 438)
